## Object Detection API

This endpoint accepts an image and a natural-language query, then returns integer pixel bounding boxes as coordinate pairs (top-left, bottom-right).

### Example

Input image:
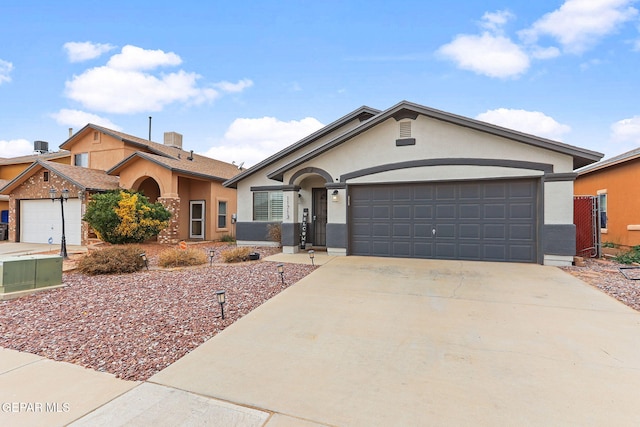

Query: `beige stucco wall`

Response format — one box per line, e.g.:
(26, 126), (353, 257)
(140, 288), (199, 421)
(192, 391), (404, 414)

(69, 131), (138, 171)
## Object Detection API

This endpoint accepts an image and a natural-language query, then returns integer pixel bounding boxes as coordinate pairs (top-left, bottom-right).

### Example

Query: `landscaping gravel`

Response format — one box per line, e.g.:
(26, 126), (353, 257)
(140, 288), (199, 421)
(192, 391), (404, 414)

(561, 258), (640, 312)
(0, 244), (316, 381)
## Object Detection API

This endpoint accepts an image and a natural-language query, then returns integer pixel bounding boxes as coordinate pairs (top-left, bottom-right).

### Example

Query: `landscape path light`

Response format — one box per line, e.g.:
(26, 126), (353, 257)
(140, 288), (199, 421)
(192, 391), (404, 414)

(209, 249), (215, 266)
(140, 253), (149, 270)
(216, 290), (226, 319)
(49, 188), (70, 259)
(277, 263), (285, 284)
(308, 249), (315, 266)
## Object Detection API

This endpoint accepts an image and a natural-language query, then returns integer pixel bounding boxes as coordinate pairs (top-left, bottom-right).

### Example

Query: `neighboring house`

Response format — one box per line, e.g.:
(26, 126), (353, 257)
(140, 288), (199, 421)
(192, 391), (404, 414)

(0, 124), (241, 245)
(0, 148), (71, 222)
(225, 100), (602, 266)
(574, 147), (640, 249)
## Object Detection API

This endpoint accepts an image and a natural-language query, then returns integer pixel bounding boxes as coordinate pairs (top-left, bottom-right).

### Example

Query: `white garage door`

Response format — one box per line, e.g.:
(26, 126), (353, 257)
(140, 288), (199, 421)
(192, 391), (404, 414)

(20, 199), (82, 245)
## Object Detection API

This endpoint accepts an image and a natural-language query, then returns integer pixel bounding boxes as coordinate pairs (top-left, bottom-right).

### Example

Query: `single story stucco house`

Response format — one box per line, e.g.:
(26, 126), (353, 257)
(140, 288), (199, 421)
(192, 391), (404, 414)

(224, 100), (602, 266)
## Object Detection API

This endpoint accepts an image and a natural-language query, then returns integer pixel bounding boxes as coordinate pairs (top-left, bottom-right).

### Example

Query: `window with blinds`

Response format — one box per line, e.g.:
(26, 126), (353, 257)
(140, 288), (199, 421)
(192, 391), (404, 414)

(253, 191), (283, 221)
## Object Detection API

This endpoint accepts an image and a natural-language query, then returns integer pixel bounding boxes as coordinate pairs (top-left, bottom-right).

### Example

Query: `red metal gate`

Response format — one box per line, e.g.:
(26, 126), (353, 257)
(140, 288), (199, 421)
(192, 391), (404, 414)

(574, 196), (600, 258)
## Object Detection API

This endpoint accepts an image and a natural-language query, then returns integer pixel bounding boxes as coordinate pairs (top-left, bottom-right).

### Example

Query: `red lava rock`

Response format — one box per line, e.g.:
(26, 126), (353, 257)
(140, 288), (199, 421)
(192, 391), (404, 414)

(0, 245), (315, 381)
(561, 258), (640, 312)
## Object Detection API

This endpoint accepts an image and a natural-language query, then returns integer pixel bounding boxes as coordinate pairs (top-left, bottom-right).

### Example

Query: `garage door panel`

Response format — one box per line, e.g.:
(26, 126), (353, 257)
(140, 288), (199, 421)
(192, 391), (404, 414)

(372, 223), (390, 238)
(459, 224), (480, 239)
(510, 224), (535, 240)
(393, 205), (411, 219)
(484, 245), (506, 261)
(352, 206), (372, 219)
(414, 205), (433, 219)
(20, 199), (82, 245)
(350, 179), (537, 263)
(484, 224), (506, 239)
(460, 204), (480, 219)
(459, 244), (481, 259)
(393, 224), (411, 238)
(484, 204), (506, 219)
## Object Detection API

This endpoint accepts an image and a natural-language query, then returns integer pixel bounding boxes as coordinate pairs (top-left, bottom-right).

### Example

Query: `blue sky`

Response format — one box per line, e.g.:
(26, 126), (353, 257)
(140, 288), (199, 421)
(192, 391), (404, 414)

(1, 0), (639, 166)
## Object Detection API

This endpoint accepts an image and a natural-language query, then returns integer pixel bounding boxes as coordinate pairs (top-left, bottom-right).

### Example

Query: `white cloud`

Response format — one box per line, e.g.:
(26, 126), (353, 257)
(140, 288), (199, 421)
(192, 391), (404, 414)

(0, 139), (33, 158)
(64, 45), (250, 114)
(476, 108), (571, 141)
(0, 59), (13, 84)
(202, 116), (324, 167)
(63, 41), (116, 62)
(437, 33), (530, 78)
(480, 10), (515, 33)
(519, 0), (638, 54)
(438, 9), (530, 78)
(213, 79), (254, 93)
(611, 116), (640, 142)
(50, 109), (122, 131)
(106, 45), (181, 71)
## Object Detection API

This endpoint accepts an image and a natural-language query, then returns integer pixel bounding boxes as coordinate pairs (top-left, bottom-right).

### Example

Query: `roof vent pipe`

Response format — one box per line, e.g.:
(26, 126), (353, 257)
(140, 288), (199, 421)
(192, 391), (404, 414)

(68, 128), (73, 138)
(148, 116), (152, 141)
(188, 150), (194, 161)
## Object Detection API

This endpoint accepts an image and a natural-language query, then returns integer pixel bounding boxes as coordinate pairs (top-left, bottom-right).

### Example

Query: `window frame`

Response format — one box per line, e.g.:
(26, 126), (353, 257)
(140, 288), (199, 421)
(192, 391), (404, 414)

(217, 200), (228, 230)
(74, 152), (89, 167)
(597, 189), (608, 232)
(253, 191), (283, 221)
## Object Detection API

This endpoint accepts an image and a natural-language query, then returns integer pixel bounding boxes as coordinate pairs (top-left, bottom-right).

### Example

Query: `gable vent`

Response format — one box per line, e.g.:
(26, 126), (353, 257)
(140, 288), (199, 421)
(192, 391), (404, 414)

(399, 121), (412, 138)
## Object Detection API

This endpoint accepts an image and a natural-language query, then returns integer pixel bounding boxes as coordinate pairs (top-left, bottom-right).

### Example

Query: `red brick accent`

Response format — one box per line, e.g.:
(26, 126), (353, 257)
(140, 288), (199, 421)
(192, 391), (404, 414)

(8, 170), (88, 244)
(157, 196), (180, 244)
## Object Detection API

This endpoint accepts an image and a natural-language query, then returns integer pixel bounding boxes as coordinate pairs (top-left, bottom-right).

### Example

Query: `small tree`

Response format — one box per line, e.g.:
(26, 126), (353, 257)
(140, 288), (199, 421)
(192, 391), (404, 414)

(83, 190), (171, 244)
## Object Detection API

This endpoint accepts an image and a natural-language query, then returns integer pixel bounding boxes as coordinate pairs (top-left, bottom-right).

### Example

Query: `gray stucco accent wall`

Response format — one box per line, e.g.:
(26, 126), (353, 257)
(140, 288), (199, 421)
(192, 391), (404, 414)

(326, 223), (347, 248)
(543, 224), (576, 256)
(236, 222), (275, 242)
(281, 222), (301, 247)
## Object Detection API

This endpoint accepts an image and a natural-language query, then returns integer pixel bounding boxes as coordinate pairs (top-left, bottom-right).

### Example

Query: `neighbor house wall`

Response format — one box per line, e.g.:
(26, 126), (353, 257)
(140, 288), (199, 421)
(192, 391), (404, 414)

(575, 160), (640, 248)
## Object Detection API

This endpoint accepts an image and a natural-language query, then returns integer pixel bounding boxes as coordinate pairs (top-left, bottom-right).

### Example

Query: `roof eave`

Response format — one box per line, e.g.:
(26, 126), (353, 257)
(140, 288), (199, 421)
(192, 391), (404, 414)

(223, 105), (381, 188)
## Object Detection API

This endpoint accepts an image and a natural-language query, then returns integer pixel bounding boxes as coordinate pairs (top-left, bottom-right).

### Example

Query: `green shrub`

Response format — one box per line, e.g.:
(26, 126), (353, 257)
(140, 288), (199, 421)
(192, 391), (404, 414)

(83, 190), (171, 244)
(158, 248), (207, 267)
(614, 246), (640, 265)
(78, 245), (145, 275)
(220, 234), (236, 243)
(221, 247), (252, 263)
(602, 241), (616, 248)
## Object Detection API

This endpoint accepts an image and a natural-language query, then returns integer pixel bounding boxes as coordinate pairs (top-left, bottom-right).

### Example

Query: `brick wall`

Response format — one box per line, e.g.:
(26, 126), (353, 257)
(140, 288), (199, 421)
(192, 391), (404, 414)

(8, 170), (86, 244)
(157, 196), (180, 244)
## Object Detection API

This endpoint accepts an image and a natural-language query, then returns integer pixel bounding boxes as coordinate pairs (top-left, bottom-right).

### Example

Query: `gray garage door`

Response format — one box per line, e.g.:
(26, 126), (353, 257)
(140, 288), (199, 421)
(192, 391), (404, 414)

(349, 179), (538, 263)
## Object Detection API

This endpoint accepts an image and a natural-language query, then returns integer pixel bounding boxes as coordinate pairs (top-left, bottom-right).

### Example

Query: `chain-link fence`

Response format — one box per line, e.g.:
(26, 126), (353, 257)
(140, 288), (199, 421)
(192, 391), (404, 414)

(574, 195), (599, 258)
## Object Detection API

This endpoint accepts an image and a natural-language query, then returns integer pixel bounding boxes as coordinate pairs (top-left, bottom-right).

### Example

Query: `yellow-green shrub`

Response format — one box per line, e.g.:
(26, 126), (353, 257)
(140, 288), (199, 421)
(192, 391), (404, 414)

(78, 245), (145, 275)
(221, 247), (252, 263)
(158, 248), (207, 267)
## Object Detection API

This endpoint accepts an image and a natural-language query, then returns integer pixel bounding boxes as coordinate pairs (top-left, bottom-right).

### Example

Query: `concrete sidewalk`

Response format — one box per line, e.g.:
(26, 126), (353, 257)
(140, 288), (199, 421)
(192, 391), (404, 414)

(2, 257), (640, 426)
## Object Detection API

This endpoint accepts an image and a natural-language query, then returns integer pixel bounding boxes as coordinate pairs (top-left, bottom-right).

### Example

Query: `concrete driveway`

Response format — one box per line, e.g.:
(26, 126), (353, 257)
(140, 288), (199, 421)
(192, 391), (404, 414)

(0, 241), (86, 257)
(90, 257), (640, 426)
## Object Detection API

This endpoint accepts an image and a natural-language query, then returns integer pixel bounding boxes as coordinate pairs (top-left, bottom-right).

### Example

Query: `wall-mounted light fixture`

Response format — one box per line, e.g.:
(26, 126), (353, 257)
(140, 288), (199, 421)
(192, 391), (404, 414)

(216, 290), (226, 319)
(308, 249), (315, 266)
(332, 190), (339, 202)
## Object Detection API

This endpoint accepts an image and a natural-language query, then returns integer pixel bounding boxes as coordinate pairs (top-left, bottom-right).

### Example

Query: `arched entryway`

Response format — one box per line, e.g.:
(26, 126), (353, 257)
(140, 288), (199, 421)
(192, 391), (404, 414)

(135, 177), (161, 202)
(289, 167), (334, 248)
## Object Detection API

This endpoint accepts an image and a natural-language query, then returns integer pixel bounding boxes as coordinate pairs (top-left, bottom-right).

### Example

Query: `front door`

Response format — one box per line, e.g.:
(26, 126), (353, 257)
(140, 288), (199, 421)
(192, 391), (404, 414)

(190, 201), (205, 239)
(312, 188), (327, 246)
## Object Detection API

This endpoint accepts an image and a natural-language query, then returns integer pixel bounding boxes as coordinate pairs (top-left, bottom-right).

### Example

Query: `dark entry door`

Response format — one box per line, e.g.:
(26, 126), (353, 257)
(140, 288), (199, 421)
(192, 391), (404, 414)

(312, 188), (327, 246)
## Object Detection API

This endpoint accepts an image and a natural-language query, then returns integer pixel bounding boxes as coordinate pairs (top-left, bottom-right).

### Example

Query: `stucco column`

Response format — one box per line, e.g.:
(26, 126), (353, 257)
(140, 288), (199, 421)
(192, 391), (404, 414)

(281, 186), (300, 254)
(157, 196), (180, 244)
(326, 185), (347, 256)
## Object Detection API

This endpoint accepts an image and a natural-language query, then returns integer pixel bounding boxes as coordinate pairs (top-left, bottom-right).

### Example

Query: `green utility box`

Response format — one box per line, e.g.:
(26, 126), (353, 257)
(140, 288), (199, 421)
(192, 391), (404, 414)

(0, 255), (63, 295)
(34, 255), (63, 288)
